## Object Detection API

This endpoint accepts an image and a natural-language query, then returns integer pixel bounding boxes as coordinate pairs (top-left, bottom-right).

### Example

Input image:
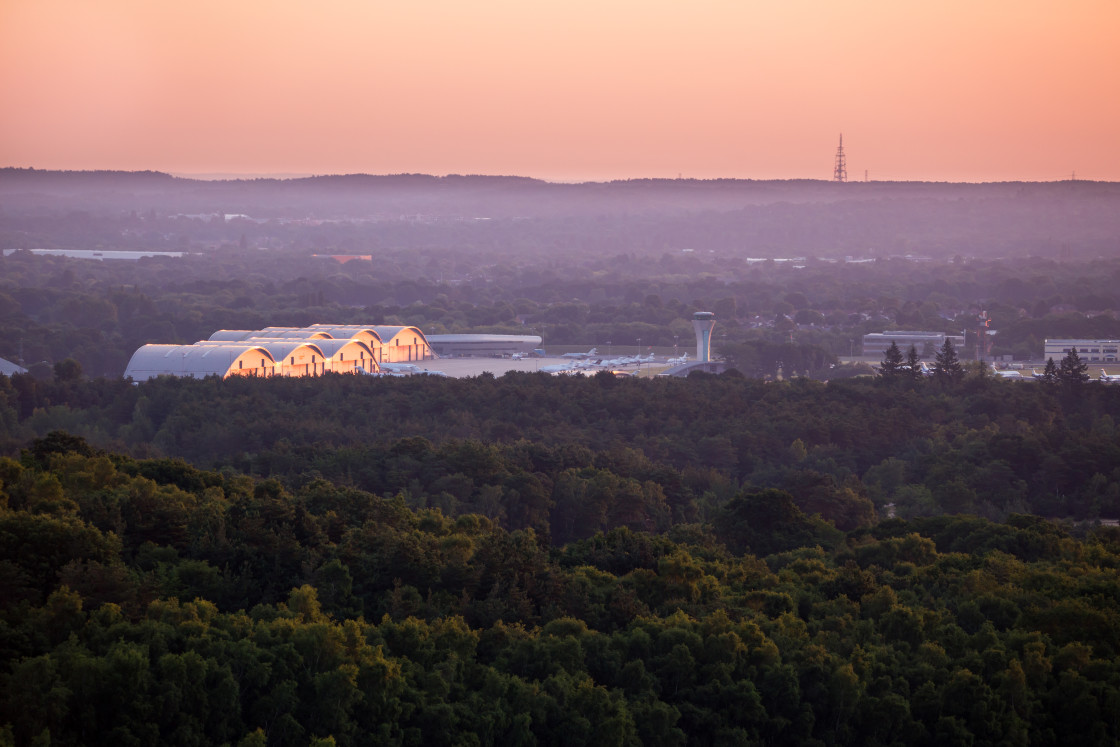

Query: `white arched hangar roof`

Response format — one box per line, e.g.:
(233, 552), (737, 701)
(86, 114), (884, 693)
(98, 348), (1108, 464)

(124, 344), (276, 381)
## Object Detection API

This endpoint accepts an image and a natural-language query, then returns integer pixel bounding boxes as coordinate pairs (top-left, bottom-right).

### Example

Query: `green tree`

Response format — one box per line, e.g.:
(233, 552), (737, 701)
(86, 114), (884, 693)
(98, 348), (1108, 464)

(879, 341), (904, 380)
(905, 345), (924, 382)
(714, 489), (841, 557)
(52, 359), (83, 383)
(1041, 357), (1059, 384)
(932, 338), (964, 386)
(1057, 347), (1089, 387)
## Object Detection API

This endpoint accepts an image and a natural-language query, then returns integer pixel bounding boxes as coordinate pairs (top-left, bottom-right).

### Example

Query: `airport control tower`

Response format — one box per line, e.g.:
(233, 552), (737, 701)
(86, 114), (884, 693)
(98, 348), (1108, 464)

(692, 311), (716, 362)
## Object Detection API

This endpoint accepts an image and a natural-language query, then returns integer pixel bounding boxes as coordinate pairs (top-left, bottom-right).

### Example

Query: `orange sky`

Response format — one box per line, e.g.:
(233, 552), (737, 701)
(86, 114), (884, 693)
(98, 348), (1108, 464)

(2, 0), (1118, 182)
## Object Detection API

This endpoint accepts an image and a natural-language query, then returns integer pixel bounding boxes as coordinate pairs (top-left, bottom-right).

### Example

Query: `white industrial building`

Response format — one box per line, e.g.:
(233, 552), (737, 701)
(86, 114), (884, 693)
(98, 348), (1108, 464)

(425, 334), (543, 357)
(1044, 339), (1120, 362)
(125, 324), (434, 381)
(0, 357), (28, 376)
(124, 344), (278, 382)
(862, 331), (965, 359)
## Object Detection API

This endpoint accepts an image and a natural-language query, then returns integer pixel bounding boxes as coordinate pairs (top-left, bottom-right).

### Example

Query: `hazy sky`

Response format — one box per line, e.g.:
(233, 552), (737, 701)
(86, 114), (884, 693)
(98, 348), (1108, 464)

(2, 1), (1118, 182)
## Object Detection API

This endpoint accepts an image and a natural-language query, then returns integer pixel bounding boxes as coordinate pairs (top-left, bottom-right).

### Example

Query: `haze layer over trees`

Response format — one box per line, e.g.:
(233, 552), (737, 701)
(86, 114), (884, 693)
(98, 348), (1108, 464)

(4, 171), (1120, 744)
(3, 170), (1120, 378)
(4, 169), (1119, 259)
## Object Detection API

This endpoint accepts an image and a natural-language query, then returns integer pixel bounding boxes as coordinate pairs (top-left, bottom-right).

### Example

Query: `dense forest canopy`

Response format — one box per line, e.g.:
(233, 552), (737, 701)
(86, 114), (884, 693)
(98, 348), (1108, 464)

(2, 427), (1120, 745)
(3, 368), (1119, 535)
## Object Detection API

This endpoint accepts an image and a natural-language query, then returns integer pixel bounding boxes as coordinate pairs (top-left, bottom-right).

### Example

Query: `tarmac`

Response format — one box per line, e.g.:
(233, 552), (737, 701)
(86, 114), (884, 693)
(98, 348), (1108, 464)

(402, 357), (665, 378)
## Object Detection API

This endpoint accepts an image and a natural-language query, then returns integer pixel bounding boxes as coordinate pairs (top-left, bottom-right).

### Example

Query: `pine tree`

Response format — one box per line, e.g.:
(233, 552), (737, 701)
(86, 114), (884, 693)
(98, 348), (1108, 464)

(878, 341), (904, 380)
(905, 345), (924, 382)
(932, 338), (964, 385)
(1058, 347), (1089, 387)
(1041, 357), (1058, 384)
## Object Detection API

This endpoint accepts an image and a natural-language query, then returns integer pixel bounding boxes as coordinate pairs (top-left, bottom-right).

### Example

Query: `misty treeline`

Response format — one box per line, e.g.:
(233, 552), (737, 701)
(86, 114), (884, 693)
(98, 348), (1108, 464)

(3, 170), (1120, 259)
(3, 428), (1120, 745)
(4, 169), (1120, 377)
(4, 369), (1120, 530)
(5, 243), (1120, 377)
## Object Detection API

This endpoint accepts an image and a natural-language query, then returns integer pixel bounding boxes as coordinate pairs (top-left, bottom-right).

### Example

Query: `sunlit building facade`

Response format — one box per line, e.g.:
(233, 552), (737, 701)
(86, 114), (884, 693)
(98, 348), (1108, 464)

(124, 324), (434, 381)
(123, 344), (277, 382)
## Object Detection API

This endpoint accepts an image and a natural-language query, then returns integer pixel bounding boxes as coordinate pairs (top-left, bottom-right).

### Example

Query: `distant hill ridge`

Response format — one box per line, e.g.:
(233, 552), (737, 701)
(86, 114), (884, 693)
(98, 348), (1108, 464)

(2, 167), (1119, 225)
(5, 166), (1118, 189)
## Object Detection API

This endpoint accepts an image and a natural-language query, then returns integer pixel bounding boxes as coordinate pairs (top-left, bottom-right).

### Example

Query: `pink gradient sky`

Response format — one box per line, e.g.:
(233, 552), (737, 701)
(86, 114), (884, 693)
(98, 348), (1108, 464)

(2, 0), (1118, 182)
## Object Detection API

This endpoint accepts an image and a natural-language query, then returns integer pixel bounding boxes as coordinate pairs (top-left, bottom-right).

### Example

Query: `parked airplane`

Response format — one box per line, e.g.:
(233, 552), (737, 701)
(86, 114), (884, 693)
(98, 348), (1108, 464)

(1030, 369), (1047, 380)
(379, 362), (422, 374)
(1099, 369), (1120, 383)
(361, 368), (406, 377)
(667, 353), (690, 365)
(993, 369), (1021, 379)
(562, 348), (598, 359)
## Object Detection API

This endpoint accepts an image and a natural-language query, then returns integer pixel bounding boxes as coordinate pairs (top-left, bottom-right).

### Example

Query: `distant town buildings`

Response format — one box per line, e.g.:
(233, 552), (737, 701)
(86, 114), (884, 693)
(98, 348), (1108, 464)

(1, 249), (187, 261)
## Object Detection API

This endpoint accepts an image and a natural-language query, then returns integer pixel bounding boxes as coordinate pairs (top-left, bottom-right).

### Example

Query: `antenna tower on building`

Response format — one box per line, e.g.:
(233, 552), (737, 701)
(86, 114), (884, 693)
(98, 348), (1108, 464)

(833, 134), (847, 182)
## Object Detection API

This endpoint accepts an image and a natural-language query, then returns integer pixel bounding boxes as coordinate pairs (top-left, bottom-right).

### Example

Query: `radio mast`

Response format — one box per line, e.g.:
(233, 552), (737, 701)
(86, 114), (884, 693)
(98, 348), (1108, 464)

(833, 134), (847, 182)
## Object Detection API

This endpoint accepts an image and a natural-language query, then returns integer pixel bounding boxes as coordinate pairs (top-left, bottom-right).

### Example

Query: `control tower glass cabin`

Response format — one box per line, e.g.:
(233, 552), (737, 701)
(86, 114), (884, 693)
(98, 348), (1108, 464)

(692, 312), (716, 362)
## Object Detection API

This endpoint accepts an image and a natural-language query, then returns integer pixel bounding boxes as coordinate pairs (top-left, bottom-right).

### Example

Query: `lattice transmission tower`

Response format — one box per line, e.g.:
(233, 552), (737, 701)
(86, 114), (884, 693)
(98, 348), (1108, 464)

(833, 134), (847, 182)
